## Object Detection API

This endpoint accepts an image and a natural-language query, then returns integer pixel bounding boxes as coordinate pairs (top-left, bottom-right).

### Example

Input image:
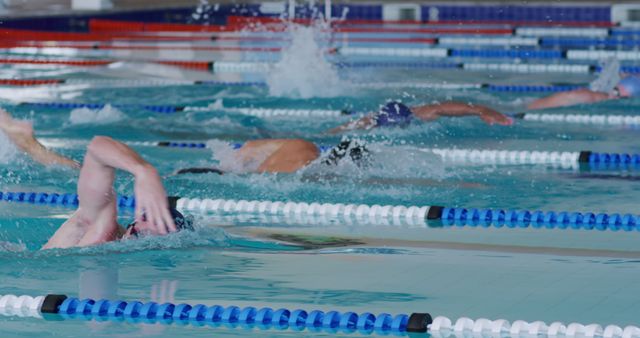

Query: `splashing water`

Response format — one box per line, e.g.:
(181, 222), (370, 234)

(191, 0), (213, 23)
(0, 129), (18, 164)
(207, 139), (246, 173)
(0, 240), (26, 253)
(590, 57), (621, 93)
(266, 24), (347, 98)
(68, 104), (126, 125)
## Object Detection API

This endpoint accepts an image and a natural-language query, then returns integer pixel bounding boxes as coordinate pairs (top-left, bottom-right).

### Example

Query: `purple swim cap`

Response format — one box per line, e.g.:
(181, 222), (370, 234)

(616, 76), (640, 98)
(374, 101), (413, 127)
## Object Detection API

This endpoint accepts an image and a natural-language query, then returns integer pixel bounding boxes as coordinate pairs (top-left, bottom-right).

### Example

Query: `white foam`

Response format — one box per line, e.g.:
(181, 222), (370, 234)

(0, 130), (18, 164)
(0, 241), (26, 253)
(590, 57), (620, 93)
(207, 139), (246, 173)
(0, 84), (86, 102)
(208, 99), (224, 110)
(266, 23), (347, 98)
(68, 104), (126, 125)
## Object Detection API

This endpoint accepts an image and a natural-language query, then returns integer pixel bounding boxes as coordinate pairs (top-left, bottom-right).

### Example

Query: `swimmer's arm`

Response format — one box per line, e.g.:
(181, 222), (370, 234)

(0, 108), (79, 169)
(80, 136), (176, 235)
(43, 136), (177, 249)
(526, 88), (610, 110)
(327, 115), (376, 134)
(411, 101), (513, 126)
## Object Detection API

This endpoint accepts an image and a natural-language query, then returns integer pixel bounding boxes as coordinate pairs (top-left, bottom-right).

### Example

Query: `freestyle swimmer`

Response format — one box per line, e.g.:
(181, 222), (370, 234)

(42, 135), (191, 249)
(1, 100), (511, 174)
(1, 109), (188, 248)
(184, 101), (512, 173)
(527, 75), (640, 110)
(43, 136), (192, 249)
(329, 100), (512, 133)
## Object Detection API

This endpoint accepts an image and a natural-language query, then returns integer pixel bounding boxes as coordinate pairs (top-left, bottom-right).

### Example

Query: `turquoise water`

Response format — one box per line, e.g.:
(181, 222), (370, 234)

(1, 40), (640, 337)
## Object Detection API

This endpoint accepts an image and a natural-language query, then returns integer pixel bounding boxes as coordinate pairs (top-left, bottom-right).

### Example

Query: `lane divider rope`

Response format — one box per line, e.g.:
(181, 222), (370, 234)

(425, 148), (640, 169)
(515, 27), (610, 37)
(4, 79), (582, 92)
(520, 113), (640, 126)
(1, 293), (638, 337)
(123, 140), (640, 170)
(4, 29), (637, 49)
(342, 62), (640, 74)
(2, 294), (430, 335)
(12, 36), (640, 50)
(1, 57), (637, 75)
(337, 47), (636, 60)
(1, 191), (639, 232)
(7, 44), (621, 61)
(18, 102), (347, 117)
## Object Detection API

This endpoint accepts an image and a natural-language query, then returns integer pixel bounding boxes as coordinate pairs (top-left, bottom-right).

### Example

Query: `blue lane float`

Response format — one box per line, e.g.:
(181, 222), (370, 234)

(154, 141), (334, 153)
(39, 294), (430, 335)
(486, 84), (580, 92)
(450, 49), (563, 59)
(540, 37), (640, 48)
(19, 101), (183, 114)
(1, 190), (639, 232)
(9, 292), (637, 337)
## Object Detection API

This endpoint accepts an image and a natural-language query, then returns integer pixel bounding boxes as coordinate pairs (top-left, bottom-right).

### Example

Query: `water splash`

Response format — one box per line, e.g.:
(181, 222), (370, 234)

(207, 139), (246, 173)
(304, 142), (447, 180)
(0, 240), (26, 253)
(191, 0), (213, 24)
(266, 23), (347, 98)
(0, 129), (18, 164)
(68, 104), (126, 125)
(590, 57), (620, 93)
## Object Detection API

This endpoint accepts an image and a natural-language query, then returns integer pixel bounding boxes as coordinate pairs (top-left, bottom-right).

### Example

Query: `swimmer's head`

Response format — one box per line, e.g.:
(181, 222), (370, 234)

(614, 76), (640, 98)
(374, 101), (413, 128)
(125, 207), (194, 237)
(322, 137), (371, 168)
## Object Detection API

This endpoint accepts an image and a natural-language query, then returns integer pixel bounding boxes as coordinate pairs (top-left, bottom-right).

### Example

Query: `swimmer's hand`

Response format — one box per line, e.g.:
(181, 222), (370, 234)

(327, 116), (376, 134)
(478, 107), (513, 126)
(412, 102), (512, 126)
(133, 164), (177, 235)
(0, 107), (80, 169)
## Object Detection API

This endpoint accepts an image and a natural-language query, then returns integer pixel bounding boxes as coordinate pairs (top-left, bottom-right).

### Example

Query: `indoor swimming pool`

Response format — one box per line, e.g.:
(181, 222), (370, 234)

(0, 3), (639, 337)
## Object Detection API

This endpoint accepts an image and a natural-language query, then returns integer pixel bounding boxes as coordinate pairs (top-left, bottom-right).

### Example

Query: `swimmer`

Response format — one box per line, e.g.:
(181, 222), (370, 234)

(177, 137), (485, 188)
(1, 102), (508, 176)
(0, 108), (79, 169)
(175, 101), (511, 174)
(0, 109), (190, 248)
(41, 135), (191, 249)
(329, 100), (513, 133)
(177, 137), (365, 174)
(527, 75), (640, 110)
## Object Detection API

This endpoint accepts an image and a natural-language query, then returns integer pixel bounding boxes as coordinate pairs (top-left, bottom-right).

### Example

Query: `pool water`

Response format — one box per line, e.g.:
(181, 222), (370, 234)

(0, 23), (640, 337)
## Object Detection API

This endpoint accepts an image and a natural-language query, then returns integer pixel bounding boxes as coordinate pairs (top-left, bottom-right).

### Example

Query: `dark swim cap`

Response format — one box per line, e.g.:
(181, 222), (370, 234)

(322, 137), (370, 168)
(175, 167), (224, 175)
(127, 207), (194, 236)
(374, 101), (413, 127)
(616, 76), (640, 98)
(170, 208), (194, 231)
